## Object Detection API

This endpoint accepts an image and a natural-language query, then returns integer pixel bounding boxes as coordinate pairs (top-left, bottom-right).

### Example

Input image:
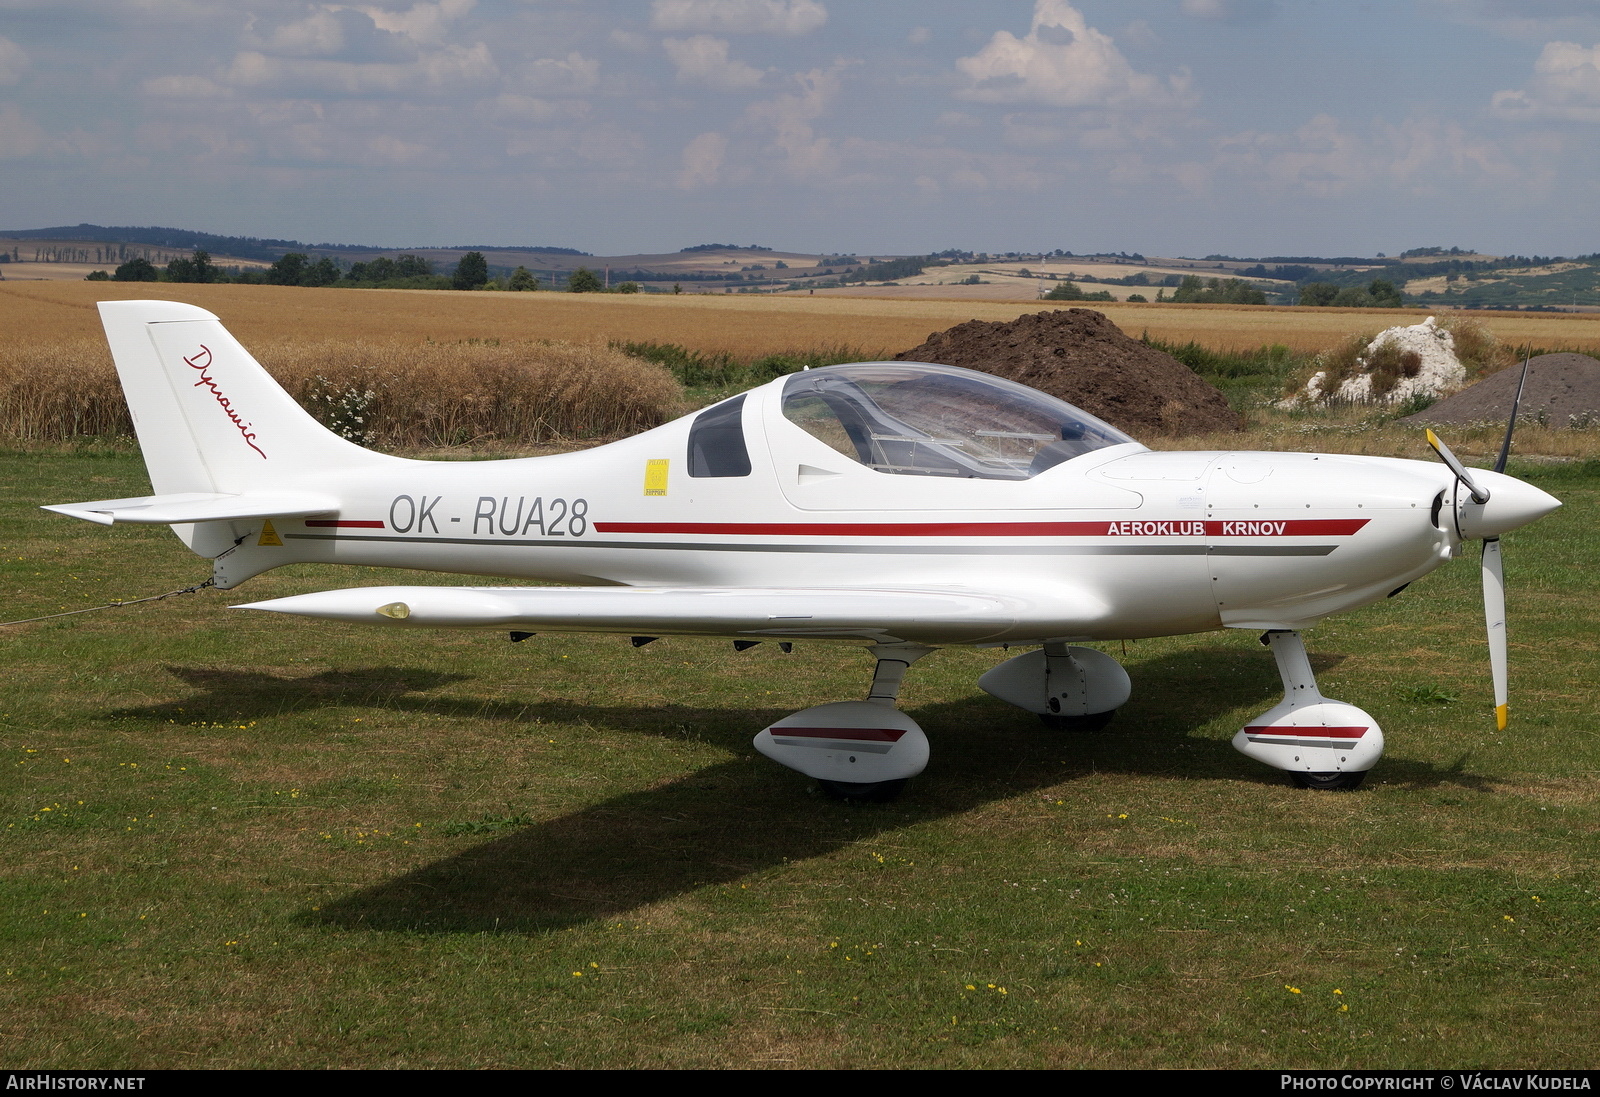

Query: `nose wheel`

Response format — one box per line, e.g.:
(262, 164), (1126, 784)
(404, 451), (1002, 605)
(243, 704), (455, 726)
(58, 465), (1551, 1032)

(1038, 710), (1117, 732)
(1290, 770), (1367, 791)
(817, 778), (909, 803)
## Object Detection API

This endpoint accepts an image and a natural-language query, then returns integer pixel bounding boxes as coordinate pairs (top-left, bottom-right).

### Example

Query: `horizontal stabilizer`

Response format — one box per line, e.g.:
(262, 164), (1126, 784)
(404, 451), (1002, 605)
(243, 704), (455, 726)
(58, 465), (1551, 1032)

(43, 491), (338, 526)
(236, 585), (1055, 645)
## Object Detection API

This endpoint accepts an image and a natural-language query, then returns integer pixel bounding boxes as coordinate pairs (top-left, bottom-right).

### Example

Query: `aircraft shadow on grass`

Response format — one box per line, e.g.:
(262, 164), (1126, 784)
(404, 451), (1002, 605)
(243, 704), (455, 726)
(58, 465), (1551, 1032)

(109, 645), (1494, 935)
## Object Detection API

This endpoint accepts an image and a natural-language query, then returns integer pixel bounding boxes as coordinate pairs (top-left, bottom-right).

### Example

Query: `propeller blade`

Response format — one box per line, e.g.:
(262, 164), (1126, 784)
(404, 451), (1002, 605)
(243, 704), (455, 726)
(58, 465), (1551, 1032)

(1482, 537), (1508, 731)
(1426, 428), (1490, 504)
(1493, 350), (1533, 475)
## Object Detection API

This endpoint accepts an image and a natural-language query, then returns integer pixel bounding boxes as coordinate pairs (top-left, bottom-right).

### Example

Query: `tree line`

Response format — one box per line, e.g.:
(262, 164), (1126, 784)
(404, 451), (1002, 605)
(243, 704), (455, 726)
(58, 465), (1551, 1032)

(89, 249), (652, 293)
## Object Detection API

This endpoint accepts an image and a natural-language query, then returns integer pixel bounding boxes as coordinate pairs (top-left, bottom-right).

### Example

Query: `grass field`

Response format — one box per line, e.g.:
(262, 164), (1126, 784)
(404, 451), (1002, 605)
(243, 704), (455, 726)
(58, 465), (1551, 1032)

(3, 448), (1597, 1069)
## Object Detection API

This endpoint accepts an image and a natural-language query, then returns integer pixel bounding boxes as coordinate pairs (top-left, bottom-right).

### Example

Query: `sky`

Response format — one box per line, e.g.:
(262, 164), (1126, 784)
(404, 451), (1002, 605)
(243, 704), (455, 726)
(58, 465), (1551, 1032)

(2, 0), (1599, 257)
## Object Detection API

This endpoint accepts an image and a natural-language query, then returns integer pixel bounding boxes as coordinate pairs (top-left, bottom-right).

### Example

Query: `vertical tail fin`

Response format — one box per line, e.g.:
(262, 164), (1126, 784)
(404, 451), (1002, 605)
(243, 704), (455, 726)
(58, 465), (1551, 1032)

(98, 299), (399, 495)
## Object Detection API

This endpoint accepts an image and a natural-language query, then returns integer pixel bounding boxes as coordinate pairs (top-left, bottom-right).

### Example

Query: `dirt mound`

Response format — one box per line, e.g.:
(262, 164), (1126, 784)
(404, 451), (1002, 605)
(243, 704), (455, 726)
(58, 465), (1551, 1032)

(1401, 353), (1600, 429)
(894, 308), (1242, 436)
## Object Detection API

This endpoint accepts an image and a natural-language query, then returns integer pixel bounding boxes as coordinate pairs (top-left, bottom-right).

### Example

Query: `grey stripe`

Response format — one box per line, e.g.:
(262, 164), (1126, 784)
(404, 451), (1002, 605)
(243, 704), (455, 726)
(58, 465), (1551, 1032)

(771, 737), (895, 754)
(1245, 736), (1362, 750)
(1212, 545), (1336, 557)
(286, 533), (1336, 558)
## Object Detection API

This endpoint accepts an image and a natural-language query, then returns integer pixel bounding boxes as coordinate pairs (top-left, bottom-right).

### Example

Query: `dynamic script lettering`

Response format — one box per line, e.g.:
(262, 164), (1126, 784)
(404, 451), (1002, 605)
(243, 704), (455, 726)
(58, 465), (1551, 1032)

(185, 345), (266, 459)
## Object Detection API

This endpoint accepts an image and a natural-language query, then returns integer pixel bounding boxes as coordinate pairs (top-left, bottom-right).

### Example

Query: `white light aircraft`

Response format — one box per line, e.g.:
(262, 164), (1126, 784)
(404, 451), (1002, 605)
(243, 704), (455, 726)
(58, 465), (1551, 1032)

(49, 301), (1560, 799)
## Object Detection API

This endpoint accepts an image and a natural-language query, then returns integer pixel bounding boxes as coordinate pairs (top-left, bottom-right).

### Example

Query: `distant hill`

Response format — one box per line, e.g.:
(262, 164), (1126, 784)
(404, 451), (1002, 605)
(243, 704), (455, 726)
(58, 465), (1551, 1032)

(0, 224), (591, 263)
(0, 224), (306, 263)
(442, 245), (591, 256)
(3, 224), (1594, 308)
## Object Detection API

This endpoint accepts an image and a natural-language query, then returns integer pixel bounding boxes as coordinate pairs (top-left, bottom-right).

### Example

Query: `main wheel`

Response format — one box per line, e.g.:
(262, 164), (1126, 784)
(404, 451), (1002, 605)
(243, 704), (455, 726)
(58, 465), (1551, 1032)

(817, 778), (908, 803)
(1038, 710), (1117, 732)
(1291, 770), (1367, 790)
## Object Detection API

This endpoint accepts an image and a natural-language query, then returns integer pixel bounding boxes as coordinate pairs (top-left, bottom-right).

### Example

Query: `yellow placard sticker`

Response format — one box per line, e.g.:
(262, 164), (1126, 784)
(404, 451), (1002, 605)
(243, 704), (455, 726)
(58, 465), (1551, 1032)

(257, 519), (283, 547)
(644, 458), (669, 496)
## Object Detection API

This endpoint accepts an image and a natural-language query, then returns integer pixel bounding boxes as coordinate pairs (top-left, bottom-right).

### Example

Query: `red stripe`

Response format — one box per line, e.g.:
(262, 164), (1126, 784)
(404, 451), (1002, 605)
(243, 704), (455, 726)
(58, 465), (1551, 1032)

(770, 726), (908, 743)
(598, 521), (1110, 536)
(305, 519), (386, 528)
(594, 519), (1369, 538)
(1209, 519), (1367, 536)
(1243, 725), (1371, 739)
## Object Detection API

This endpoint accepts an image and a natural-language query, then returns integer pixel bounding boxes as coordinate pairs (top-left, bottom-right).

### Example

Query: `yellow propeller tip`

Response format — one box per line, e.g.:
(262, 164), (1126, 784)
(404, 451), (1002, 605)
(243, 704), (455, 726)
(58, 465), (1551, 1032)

(1495, 704), (1508, 731)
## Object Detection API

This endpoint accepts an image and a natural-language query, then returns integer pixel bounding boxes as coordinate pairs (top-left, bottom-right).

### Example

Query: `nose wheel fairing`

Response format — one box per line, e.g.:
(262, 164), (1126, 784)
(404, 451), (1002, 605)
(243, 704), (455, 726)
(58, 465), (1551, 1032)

(1232, 630), (1384, 783)
(977, 643), (1131, 719)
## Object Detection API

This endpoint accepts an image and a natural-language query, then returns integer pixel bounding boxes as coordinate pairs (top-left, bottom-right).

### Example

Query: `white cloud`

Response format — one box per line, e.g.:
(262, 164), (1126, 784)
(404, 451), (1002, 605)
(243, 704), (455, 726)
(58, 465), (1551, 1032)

(907, 26), (931, 46)
(677, 130), (726, 187)
(1429, 1), (1600, 42)
(744, 66), (843, 180)
(245, 7), (421, 64)
(663, 36), (763, 89)
(956, 0), (1195, 109)
(651, 0), (826, 36)
(142, 74), (232, 98)
(1122, 19), (1157, 49)
(475, 93), (588, 123)
(356, 0), (476, 46)
(0, 102), (45, 157)
(1002, 116), (1066, 147)
(1180, 0), (1277, 24)
(0, 35), (28, 84)
(1211, 114), (1517, 198)
(260, 10), (348, 56)
(222, 41), (496, 96)
(1493, 40), (1600, 120)
(134, 120), (256, 164)
(522, 51), (599, 94)
(1214, 114), (1367, 196)
(745, 64), (836, 126)
(609, 29), (653, 53)
(365, 132), (432, 164)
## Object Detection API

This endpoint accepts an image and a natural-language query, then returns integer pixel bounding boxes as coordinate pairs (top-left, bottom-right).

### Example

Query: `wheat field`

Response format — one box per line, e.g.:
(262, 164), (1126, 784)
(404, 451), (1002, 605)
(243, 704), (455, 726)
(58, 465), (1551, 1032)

(5, 281), (1600, 452)
(6, 280), (1599, 357)
(0, 325), (684, 450)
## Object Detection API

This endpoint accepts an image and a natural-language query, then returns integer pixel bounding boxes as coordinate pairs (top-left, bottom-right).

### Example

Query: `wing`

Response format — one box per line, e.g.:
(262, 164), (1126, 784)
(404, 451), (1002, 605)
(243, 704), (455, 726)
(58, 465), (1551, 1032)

(234, 584), (1088, 645)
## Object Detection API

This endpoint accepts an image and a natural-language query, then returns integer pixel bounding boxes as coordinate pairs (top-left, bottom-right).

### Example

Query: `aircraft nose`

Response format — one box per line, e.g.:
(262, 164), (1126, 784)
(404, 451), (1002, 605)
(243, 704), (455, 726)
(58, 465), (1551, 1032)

(1456, 470), (1562, 539)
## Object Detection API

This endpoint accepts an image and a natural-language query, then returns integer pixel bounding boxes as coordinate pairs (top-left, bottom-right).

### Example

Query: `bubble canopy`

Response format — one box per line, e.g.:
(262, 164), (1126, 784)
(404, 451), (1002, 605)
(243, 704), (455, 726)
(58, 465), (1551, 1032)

(781, 362), (1137, 480)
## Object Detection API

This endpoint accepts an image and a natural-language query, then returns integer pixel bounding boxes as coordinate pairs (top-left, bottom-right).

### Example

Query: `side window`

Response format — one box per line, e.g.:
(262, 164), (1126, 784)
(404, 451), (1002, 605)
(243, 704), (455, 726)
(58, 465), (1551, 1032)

(687, 394), (752, 477)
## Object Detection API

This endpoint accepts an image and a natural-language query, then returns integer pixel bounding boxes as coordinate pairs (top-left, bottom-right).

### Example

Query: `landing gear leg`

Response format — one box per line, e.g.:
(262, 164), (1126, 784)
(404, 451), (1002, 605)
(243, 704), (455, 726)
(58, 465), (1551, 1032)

(1037, 642), (1123, 731)
(1233, 630), (1383, 789)
(754, 643), (936, 802)
(865, 642), (936, 706)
